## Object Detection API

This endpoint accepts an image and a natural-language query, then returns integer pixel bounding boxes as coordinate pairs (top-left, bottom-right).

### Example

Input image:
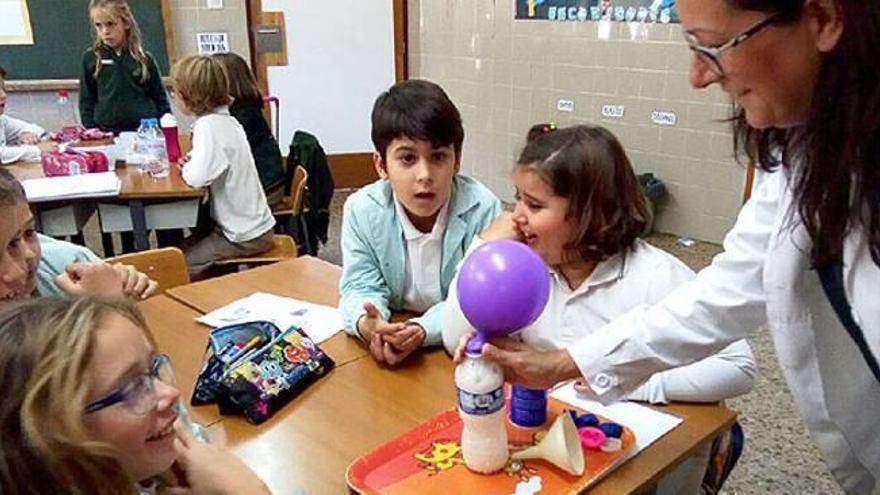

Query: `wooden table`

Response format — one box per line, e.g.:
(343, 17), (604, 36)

(167, 256), (366, 367)
(147, 256), (738, 495)
(138, 294), (223, 426)
(8, 161), (204, 251)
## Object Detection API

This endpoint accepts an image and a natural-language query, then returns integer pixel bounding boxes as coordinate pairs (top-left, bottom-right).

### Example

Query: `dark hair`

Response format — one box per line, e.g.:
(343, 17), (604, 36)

(0, 168), (27, 207)
(212, 52), (262, 105)
(370, 79), (464, 160)
(518, 124), (650, 263)
(0, 64), (6, 79)
(728, 0), (880, 267)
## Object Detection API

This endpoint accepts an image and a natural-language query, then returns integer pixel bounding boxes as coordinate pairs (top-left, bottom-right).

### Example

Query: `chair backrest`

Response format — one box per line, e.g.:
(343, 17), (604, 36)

(105, 247), (190, 295)
(289, 165), (308, 215)
(214, 234), (298, 266)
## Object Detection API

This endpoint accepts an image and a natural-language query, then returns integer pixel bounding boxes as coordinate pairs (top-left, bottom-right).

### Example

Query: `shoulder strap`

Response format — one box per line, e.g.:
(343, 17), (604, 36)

(816, 263), (880, 384)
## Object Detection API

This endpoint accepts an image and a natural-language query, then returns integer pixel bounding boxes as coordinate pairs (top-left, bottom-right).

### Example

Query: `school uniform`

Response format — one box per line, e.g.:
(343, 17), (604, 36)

(79, 46), (171, 133)
(229, 98), (285, 206)
(339, 175), (501, 344)
(181, 106), (275, 277)
(35, 234), (100, 297)
(570, 170), (880, 493)
(0, 115), (47, 164)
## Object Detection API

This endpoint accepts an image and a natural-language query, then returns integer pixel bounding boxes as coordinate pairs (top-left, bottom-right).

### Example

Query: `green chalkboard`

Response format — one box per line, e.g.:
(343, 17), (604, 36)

(0, 0), (170, 80)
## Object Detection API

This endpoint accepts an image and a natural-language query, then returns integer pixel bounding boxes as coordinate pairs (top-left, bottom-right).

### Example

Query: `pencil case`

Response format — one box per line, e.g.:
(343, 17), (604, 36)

(41, 150), (110, 176)
(192, 320), (335, 425)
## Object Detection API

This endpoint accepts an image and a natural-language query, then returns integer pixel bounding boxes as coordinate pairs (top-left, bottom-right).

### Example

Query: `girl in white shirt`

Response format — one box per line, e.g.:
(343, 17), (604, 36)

(169, 55), (275, 279)
(444, 124), (755, 494)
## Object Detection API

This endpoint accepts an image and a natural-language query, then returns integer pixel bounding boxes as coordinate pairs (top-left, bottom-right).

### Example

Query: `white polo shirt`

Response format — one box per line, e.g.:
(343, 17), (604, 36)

(395, 197), (449, 313)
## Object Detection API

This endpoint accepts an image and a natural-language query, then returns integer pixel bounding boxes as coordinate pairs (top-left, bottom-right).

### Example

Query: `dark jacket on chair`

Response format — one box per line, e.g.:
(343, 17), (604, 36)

(288, 130), (334, 254)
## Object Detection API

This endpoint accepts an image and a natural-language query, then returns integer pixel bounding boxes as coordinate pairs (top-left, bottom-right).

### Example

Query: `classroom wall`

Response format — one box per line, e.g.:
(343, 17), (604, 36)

(4, 0), (249, 133)
(407, 0), (746, 243)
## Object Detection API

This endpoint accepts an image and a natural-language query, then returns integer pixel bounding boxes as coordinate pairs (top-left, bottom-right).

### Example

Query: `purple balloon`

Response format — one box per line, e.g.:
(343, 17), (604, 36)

(457, 240), (550, 354)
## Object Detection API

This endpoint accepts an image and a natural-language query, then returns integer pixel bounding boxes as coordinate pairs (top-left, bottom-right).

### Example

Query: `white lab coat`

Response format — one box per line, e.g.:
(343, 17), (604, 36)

(570, 170), (880, 494)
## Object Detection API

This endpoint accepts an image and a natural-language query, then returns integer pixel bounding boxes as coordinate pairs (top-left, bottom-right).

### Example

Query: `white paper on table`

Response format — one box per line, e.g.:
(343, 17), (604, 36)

(195, 292), (343, 343)
(22, 172), (120, 201)
(551, 382), (683, 454)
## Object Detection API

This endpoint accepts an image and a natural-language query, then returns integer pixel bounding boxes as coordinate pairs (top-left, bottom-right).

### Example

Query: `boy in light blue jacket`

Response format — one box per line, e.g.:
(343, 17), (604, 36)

(340, 79), (501, 365)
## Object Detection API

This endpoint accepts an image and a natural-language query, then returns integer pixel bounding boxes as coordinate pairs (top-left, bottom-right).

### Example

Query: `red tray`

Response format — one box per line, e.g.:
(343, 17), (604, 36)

(347, 397), (635, 494)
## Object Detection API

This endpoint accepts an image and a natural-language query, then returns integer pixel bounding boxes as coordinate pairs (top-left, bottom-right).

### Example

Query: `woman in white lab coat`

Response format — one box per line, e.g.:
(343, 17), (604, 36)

(475, 0), (880, 493)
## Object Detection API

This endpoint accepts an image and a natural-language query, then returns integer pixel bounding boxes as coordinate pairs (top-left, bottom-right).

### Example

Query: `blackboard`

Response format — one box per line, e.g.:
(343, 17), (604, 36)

(0, 0), (171, 81)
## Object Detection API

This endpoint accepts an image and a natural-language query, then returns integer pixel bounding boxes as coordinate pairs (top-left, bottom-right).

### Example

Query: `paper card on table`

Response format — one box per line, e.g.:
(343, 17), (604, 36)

(551, 382), (683, 454)
(195, 292), (343, 343)
(22, 171), (120, 201)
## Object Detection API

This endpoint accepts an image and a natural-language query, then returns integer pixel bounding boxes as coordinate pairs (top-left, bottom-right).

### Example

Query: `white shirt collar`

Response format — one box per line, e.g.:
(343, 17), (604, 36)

(549, 249), (629, 297)
(394, 195), (450, 241)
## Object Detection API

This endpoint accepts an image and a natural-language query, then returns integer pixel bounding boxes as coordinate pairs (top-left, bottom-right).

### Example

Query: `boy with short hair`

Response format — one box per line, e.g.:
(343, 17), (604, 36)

(170, 55), (275, 279)
(339, 79), (501, 365)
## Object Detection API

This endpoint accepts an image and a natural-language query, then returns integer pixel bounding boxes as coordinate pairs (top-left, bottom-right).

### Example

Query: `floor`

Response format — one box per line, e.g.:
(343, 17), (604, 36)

(83, 189), (841, 494)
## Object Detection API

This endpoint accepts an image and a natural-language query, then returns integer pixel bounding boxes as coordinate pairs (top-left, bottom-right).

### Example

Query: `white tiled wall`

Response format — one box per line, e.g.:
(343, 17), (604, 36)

(408, 0), (746, 242)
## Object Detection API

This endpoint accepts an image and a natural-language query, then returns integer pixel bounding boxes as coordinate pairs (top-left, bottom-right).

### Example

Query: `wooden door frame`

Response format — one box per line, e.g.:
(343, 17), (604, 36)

(245, 0), (407, 189)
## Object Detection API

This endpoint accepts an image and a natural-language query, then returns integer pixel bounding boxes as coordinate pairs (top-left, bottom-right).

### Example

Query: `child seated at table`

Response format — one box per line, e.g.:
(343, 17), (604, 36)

(0, 65), (52, 164)
(339, 79), (501, 366)
(0, 297), (269, 494)
(170, 55), (275, 279)
(213, 52), (285, 208)
(444, 124), (755, 494)
(0, 168), (157, 300)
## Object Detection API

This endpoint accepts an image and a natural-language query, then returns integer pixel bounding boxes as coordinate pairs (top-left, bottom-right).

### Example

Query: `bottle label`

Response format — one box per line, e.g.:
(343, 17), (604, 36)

(457, 386), (504, 416)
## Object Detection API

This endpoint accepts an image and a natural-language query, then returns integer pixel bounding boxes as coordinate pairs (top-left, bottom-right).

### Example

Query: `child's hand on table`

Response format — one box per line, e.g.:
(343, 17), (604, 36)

(358, 301), (425, 365)
(18, 131), (41, 145)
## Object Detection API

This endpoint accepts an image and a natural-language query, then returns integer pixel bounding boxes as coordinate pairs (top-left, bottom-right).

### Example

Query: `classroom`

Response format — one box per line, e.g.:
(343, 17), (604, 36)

(0, 0), (876, 494)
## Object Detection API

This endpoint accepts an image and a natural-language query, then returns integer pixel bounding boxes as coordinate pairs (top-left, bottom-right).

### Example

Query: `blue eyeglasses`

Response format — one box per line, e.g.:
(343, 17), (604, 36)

(684, 12), (785, 77)
(84, 354), (175, 415)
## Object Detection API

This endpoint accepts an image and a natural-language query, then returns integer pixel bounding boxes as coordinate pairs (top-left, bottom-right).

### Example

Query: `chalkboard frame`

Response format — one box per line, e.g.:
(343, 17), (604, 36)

(3, 0), (175, 91)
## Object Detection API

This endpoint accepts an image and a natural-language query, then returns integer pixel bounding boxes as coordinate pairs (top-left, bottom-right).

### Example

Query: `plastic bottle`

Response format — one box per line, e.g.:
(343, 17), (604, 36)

(455, 351), (509, 473)
(55, 89), (78, 126)
(131, 118), (151, 171)
(144, 118), (168, 177)
(160, 113), (182, 163)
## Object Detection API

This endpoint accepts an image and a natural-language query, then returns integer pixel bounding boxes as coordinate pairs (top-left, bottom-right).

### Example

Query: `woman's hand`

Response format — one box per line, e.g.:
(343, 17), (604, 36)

(480, 337), (580, 389)
(162, 423), (270, 495)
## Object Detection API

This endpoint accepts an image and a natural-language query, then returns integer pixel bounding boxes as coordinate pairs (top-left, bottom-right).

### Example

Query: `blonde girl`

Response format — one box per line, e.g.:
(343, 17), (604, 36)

(0, 298), (268, 494)
(79, 0), (171, 133)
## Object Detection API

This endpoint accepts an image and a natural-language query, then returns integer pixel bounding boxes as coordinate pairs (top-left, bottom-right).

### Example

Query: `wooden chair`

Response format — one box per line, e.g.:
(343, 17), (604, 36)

(214, 234), (298, 269)
(271, 165), (312, 255)
(105, 247), (190, 295)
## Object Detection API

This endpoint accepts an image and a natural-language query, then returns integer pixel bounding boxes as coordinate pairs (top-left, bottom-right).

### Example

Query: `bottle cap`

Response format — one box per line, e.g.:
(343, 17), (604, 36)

(598, 422), (623, 439)
(160, 113), (177, 127)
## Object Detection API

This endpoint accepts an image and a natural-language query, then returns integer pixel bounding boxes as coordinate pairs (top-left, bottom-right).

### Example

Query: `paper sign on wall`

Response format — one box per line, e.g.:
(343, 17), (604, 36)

(196, 32), (229, 55)
(651, 110), (677, 126)
(601, 104), (625, 119)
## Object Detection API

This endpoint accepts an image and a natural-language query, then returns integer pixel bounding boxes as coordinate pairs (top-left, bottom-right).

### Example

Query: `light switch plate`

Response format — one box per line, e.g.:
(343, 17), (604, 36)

(557, 99), (575, 113)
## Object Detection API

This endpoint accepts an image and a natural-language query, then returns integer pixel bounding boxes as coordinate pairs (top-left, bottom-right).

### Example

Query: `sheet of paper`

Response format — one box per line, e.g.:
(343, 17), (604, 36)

(551, 382), (683, 454)
(195, 292), (343, 343)
(22, 172), (120, 202)
(0, 0), (33, 44)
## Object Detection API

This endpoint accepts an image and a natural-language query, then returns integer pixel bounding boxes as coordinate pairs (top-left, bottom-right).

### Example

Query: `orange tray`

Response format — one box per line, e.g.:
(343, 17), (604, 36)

(346, 397), (635, 494)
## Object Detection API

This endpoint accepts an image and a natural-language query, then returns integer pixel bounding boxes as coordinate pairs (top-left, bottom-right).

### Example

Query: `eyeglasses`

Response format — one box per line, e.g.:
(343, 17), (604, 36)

(85, 354), (175, 415)
(684, 12), (785, 77)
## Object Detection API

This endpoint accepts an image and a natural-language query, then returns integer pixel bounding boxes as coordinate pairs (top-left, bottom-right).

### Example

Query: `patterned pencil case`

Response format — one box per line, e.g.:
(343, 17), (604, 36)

(192, 320), (335, 424)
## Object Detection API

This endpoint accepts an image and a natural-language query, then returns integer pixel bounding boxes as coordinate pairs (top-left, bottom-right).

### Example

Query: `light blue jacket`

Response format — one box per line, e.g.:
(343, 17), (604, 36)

(339, 175), (501, 345)
(36, 234), (100, 297)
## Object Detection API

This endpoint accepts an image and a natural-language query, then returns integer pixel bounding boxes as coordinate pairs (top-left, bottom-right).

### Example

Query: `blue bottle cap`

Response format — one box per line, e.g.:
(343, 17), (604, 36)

(573, 413), (599, 429)
(598, 422), (623, 439)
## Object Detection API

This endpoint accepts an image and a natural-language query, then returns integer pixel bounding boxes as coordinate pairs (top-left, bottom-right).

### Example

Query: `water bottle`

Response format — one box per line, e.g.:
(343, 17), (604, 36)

(160, 113), (182, 163)
(131, 118), (151, 170)
(55, 89), (78, 126)
(455, 351), (508, 473)
(144, 118), (169, 177)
